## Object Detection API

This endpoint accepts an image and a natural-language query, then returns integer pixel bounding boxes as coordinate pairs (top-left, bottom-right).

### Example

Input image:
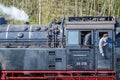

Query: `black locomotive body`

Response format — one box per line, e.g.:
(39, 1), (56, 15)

(0, 16), (120, 79)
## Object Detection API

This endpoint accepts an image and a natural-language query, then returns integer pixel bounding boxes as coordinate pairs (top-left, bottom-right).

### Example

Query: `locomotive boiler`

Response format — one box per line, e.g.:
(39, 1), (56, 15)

(0, 16), (120, 80)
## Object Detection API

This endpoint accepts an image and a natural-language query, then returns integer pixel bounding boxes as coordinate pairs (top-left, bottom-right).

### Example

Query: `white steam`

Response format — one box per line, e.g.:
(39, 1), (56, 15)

(0, 4), (29, 22)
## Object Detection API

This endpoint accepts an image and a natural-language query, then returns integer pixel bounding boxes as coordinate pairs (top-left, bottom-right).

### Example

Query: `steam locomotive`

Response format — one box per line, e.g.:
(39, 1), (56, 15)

(0, 16), (120, 80)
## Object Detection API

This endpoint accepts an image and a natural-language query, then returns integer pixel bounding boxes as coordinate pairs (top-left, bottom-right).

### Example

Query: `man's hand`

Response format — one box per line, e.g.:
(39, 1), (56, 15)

(103, 43), (107, 46)
(101, 53), (104, 56)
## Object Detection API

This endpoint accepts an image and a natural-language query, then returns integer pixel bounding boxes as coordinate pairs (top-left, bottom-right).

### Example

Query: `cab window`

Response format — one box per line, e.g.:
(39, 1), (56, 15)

(81, 31), (91, 46)
(67, 30), (92, 47)
(67, 30), (79, 44)
(116, 32), (120, 47)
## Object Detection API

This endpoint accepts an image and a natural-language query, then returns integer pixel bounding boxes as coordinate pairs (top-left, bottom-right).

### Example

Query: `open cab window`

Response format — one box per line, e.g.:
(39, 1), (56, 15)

(116, 32), (120, 47)
(81, 31), (91, 46)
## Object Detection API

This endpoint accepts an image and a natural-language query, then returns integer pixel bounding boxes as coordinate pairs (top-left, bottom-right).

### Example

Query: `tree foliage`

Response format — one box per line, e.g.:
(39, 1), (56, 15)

(0, 0), (120, 24)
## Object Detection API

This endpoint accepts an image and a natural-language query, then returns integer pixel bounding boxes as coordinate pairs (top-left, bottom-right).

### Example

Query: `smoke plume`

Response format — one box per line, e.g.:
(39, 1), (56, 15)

(0, 3), (29, 22)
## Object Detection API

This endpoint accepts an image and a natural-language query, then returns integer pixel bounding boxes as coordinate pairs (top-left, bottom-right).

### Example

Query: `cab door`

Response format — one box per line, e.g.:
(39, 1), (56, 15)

(66, 30), (95, 70)
(95, 30), (114, 70)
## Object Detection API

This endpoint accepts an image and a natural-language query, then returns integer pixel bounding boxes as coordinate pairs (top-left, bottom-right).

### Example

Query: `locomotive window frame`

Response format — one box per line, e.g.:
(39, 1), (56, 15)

(67, 30), (79, 45)
(67, 29), (93, 46)
(95, 30), (113, 47)
(80, 30), (93, 46)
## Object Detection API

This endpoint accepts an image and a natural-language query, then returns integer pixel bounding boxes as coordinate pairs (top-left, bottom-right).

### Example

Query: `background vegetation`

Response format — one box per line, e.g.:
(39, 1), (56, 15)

(0, 0), (120, 24)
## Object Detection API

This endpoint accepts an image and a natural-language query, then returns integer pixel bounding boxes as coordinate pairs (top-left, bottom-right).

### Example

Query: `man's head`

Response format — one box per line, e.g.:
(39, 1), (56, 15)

(103, 34), (109, 40)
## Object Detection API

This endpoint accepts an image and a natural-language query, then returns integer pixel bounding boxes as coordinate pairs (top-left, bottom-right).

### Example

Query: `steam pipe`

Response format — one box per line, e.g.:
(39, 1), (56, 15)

(61, 17), (65, 47)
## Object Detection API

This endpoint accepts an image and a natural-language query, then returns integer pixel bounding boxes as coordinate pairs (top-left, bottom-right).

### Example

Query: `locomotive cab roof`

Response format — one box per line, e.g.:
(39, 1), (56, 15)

(65, 16), (116, 30)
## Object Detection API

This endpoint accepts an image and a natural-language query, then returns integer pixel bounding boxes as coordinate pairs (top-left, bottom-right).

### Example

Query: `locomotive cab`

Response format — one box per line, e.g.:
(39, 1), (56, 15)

(65, 16), (115, 70)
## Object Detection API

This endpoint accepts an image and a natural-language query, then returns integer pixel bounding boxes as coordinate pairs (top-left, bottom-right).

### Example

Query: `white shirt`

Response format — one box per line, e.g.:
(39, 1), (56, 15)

(99, 37), (108, 53)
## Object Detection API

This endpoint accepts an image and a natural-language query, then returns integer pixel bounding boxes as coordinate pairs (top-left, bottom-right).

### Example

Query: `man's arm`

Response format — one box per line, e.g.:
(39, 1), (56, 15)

(99, 39), (104, 53)
(84, 34), (91, 46)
